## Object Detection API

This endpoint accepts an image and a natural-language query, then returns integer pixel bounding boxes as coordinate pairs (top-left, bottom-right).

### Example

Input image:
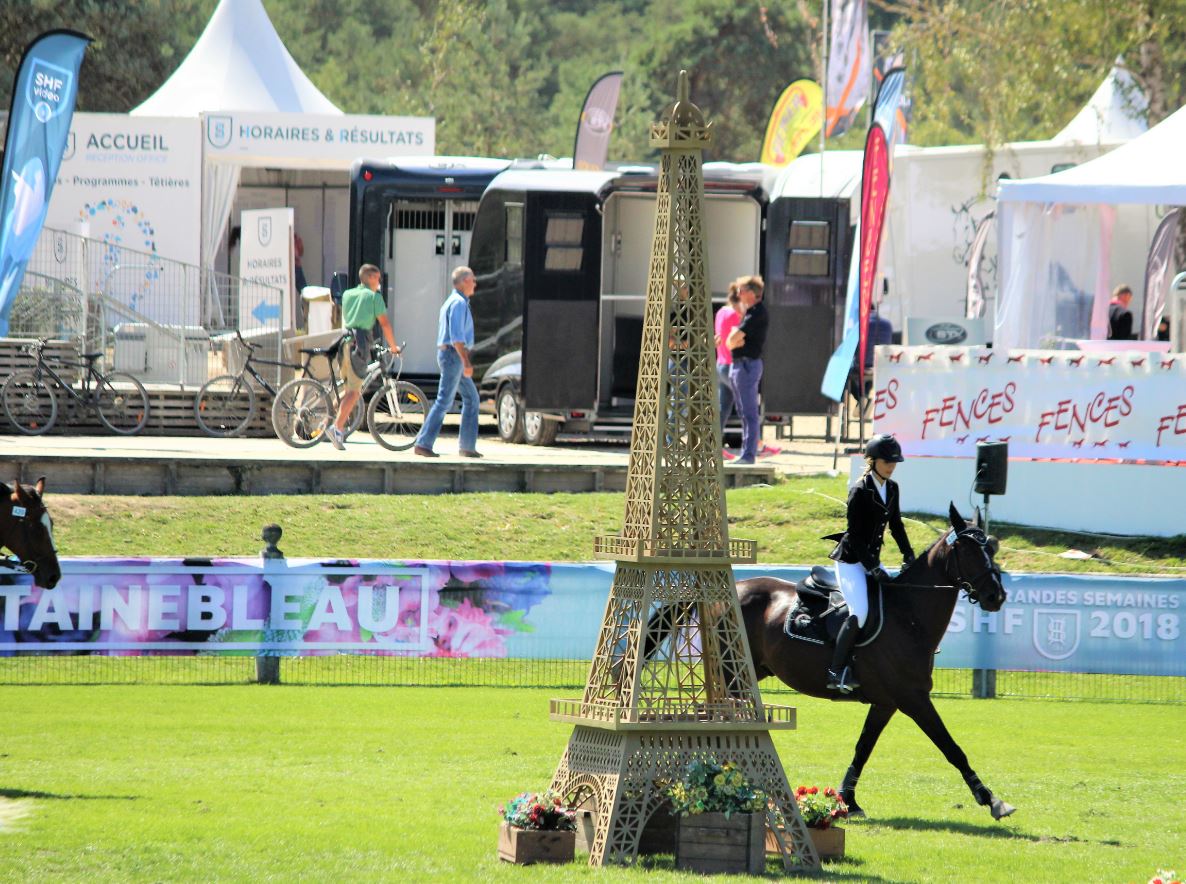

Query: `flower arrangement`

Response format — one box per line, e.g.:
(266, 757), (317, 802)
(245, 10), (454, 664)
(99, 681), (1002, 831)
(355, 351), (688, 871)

(667, 757), (766, 818)
(499, 790), (577, 831)
(794, 785), (848, 830)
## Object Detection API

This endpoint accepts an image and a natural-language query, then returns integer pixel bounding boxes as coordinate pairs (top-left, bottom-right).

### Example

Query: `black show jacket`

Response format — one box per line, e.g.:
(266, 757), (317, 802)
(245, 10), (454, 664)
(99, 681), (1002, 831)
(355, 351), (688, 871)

(824, 472), (915, 570)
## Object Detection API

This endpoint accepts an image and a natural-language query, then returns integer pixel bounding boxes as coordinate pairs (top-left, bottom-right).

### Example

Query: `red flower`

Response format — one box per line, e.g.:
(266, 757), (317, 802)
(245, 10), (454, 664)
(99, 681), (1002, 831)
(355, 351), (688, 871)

(808, 786), (818, 795)
(824, 787), (837, 797)
(795, 786), (808, 797)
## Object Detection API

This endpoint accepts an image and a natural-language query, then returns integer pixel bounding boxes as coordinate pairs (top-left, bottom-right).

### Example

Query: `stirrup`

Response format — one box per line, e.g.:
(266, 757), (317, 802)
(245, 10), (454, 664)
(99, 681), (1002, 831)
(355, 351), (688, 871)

(827, 666), (859, 693)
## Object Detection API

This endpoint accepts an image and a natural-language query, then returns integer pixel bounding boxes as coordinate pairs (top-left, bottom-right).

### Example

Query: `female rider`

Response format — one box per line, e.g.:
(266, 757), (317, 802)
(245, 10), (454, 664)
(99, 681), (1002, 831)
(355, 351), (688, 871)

(823, 434), (916, 693)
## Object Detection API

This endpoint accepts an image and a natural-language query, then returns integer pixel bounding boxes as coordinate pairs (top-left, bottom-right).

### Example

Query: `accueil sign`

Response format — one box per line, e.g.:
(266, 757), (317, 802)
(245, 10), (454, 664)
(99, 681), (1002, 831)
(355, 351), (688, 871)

(202, 111), (435, 167)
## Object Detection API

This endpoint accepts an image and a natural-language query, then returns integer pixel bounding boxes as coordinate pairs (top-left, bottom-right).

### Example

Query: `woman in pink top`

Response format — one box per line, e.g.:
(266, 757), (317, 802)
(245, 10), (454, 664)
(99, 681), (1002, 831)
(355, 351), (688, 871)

(714, 283), (744, 431)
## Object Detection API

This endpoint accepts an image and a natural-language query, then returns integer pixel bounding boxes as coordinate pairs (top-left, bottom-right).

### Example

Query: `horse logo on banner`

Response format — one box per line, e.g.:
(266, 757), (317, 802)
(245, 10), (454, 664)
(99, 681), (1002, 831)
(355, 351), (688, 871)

(26, 59), (75, 122)
(257, 216), (272, 247)
(206, 115), (233, 149)
(1032, 608), (1081, 661)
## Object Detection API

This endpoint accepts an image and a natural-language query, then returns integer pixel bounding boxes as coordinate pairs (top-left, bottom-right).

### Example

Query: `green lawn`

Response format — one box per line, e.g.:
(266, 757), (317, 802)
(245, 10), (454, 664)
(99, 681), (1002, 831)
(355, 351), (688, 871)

(0, 685), (1182, 882)
(48, 477), (1186, 574)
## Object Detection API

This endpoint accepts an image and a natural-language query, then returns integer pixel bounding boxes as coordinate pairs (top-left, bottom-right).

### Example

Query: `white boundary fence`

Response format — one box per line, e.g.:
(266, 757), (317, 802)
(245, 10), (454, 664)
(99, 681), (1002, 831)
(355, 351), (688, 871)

(10, 226), (284, 388)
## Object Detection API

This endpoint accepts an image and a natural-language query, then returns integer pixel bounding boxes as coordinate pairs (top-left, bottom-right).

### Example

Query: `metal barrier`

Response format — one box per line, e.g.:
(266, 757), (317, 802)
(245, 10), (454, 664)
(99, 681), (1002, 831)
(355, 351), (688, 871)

(12, 226), (285, 388)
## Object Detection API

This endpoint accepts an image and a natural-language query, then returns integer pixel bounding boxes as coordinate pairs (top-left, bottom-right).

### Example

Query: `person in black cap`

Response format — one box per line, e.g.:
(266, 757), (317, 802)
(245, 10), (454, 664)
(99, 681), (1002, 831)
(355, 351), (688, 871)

(821, 434), (916, 693)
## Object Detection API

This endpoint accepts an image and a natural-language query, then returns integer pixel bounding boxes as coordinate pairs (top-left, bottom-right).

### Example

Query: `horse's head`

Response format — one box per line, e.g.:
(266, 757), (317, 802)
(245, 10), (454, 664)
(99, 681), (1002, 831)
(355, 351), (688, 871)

(1, 477), (61, 589)
(944, 502), (1006, 612)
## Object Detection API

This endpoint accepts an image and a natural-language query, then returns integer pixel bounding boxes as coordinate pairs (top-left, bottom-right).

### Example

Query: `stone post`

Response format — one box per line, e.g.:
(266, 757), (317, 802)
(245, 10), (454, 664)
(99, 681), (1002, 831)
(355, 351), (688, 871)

(256, 523), (284, 685)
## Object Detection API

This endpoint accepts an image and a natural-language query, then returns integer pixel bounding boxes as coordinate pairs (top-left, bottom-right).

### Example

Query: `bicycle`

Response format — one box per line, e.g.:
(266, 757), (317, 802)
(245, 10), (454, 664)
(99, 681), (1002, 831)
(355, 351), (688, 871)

(193, 330), (303, 438)
(1, 338), (150, 435)
(270, 332), (368, 448)
(366, 347), (428, 451)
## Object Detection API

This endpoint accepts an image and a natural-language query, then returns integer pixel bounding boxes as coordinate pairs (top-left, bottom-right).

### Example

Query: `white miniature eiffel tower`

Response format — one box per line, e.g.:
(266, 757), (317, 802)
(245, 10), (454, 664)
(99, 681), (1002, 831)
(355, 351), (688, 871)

(548, 71), (819, 871)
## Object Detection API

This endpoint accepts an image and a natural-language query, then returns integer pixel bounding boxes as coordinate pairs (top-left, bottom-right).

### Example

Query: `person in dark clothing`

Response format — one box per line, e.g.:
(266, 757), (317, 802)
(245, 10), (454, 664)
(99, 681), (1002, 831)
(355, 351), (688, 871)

(1107, 285), (1135, 341)
(821, 434), (916, 693)
(726, 275), (768, 464)
(1156, 316), (1171, 342)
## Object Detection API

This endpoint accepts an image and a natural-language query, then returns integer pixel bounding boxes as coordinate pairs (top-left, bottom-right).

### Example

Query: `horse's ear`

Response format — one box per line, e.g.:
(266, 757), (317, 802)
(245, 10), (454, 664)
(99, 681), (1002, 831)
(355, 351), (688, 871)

(986, 535), (1000, 557)
(973, 506), (983, 528)
(948, 502), (967, 532)
(34, 476), (45, 496)
(10, 481), (23, 502)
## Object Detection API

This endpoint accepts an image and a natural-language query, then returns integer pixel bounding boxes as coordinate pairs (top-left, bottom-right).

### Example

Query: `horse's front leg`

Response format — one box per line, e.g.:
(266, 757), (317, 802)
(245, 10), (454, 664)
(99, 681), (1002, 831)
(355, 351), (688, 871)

(839, 703), (896, 817)
(898, 693), (1016, 820)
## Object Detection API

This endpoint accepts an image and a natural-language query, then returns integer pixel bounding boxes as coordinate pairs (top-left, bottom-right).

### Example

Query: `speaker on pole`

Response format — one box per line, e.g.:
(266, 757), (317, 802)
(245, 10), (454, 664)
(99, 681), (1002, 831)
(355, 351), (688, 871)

(974, 441), (1008, 496)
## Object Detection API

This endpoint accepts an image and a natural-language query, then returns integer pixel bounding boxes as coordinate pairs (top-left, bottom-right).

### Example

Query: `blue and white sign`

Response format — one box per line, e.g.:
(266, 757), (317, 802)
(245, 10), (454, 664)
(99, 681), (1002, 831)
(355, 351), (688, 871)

(0, 29), (90, 335)
(238, 207), (292, 332)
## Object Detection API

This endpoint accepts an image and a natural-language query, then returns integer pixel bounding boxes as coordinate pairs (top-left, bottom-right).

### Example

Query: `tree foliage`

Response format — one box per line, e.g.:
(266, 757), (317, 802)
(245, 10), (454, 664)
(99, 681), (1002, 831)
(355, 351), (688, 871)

(4, 0), (1186, 160)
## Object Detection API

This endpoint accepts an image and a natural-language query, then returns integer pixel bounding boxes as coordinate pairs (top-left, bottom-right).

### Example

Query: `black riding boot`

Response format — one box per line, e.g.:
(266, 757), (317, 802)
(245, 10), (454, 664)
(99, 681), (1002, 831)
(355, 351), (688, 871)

(826, 615), (861, 693)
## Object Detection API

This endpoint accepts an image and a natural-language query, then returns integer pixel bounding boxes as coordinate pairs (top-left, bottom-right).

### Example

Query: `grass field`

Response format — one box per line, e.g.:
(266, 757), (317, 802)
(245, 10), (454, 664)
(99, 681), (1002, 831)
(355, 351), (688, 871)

(46, 477), (1186, 574)
(0, 685), (1183, 882)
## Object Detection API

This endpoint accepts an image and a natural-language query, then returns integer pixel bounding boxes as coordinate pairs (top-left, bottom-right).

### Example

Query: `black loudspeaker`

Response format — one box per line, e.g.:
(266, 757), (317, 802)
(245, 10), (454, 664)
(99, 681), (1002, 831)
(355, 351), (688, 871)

(975, 441), (1008, 496)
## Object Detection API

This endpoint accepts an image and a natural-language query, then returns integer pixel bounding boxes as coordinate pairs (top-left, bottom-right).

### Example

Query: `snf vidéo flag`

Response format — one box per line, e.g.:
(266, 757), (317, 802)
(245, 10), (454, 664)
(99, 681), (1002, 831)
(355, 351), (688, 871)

(0, 29), (91, 336)
(825, 0), (870, 139)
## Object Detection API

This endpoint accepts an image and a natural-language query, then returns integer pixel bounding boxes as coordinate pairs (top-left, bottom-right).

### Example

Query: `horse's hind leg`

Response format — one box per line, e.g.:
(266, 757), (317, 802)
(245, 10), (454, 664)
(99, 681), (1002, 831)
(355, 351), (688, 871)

(839, 703), (896, 817)
(898, 693), (1016, 820)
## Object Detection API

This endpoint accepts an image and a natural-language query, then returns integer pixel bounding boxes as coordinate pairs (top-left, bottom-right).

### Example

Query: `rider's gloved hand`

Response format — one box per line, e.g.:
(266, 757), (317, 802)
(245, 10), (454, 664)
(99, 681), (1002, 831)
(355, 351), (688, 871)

(902, 551), (916, 567)
(869, 566), (891, 584)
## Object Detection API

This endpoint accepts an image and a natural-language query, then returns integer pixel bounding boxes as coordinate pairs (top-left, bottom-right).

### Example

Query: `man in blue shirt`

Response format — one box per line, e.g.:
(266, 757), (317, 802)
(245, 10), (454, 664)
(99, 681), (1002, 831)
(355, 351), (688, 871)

(414, 266), (481, 458)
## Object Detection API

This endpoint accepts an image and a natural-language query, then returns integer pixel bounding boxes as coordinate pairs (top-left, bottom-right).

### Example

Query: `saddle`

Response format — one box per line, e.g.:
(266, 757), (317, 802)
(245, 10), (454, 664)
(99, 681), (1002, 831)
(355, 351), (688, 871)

(782, 565), (884, 649)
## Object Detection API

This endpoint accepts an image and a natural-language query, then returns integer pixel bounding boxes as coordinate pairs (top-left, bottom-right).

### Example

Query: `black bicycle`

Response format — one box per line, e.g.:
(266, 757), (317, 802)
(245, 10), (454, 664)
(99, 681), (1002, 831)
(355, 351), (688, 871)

(366, 347), (428, 451)
(193, 330), (302, 438)
(2, 338), (150, 435)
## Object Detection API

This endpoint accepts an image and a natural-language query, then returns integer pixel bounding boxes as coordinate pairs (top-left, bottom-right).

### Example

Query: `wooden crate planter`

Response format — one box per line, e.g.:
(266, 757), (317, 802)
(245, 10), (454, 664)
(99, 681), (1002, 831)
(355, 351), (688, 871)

(675, 812), (765, 875)
(765, 825), (846, 861)
(497, 823), (575, 865)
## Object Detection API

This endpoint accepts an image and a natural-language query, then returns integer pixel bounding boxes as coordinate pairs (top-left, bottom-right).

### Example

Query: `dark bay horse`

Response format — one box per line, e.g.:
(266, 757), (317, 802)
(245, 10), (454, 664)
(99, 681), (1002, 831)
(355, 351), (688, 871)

(739, 503), (1015, 820)
(0, 477), (62, 589)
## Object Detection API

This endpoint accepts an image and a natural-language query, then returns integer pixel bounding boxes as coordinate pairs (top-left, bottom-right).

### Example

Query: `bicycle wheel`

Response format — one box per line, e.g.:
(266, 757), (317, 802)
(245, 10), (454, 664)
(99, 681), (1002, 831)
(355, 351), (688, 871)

(194, 374), (255, 438)
(367, 380), (428, 451)
(95, 372), (150, 435)
(271, 378), (331, 448)
(1, 370), (58, 435)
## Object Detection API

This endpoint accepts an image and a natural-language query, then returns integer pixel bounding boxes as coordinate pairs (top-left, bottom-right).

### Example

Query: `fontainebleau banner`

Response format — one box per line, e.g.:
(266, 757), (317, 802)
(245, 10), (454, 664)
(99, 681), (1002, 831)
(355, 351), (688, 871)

(760, 80), (822, 167)
(1, 559), (1183, 676)
(573, 71), (623, 171)
(0, 29), (90, 336)
(872, 345), (1186, 462)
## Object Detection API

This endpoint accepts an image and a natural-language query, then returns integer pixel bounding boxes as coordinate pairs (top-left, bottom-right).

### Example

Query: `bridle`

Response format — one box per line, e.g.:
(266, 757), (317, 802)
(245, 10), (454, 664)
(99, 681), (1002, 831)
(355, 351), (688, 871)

(891, 527), (1003, 606)
(0, 499), (48, 576)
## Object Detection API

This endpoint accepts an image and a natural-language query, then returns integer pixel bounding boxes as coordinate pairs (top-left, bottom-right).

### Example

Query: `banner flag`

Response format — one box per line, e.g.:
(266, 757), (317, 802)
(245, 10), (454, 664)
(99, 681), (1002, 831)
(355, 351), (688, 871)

(857, 123), (891, 389)
(1142, 208), (1181, 339)
(872, 66), (907, 157)
(0, 30), (90, 336)
(760, 79), (823, 166)
(820, 220), (862, 401)
(572, 71), (623, 171)
(825, 0), (870, 138)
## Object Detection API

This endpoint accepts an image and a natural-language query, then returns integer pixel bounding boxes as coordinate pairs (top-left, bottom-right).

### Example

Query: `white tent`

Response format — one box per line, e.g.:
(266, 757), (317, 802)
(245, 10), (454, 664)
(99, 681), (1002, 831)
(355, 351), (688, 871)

(995, 103), (1186, 349)
(131, 0), (341, 117)
(1052, 63), (1148, 145)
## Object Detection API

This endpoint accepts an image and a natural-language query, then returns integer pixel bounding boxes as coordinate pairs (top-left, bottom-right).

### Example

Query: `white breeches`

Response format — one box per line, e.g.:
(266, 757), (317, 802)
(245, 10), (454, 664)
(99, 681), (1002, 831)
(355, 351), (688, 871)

(835, 560), (870, 627)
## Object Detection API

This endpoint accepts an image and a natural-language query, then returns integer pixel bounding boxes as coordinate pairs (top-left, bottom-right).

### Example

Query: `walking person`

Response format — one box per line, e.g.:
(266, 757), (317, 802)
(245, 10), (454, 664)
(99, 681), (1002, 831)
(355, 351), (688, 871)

(329, 264), (398, 450)
(822, 434), (916, 693)
(725, 275), (767, 464)
(414, 266), (481, 458)
(1107, 284), (1136, 340)
(714, 282), (744, 445)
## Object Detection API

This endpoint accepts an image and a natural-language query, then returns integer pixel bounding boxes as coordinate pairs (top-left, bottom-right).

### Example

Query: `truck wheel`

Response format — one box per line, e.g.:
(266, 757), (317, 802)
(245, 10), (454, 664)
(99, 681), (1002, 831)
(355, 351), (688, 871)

(524, 410), (558, 446)
(496, 384), (525, 443)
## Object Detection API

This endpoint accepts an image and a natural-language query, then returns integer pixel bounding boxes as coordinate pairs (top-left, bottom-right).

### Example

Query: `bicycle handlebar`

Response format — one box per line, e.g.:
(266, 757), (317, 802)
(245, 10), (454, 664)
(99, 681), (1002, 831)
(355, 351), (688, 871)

(234, 329), (258, 353)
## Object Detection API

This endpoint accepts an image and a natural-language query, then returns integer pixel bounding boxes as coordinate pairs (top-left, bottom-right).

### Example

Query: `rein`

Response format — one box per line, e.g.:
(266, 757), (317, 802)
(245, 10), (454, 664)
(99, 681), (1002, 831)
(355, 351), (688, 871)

(884, 529), (999, 602)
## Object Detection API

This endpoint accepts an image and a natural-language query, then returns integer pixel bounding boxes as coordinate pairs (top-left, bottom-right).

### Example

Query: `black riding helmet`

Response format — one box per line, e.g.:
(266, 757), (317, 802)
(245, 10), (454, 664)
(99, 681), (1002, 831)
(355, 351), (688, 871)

(866, 433), (905, 463)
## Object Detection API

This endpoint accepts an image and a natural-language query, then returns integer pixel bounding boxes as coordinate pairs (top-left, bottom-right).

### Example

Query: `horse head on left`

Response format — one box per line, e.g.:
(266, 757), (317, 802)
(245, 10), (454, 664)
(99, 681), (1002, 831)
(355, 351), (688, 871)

(0, 477), (62, 589)
(940, 502), (1007, 614)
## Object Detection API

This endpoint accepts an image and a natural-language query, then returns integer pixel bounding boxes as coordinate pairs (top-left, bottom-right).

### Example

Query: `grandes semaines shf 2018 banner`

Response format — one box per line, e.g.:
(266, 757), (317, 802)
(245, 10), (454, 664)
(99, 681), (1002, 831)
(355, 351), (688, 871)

(0, 30), (90, 336)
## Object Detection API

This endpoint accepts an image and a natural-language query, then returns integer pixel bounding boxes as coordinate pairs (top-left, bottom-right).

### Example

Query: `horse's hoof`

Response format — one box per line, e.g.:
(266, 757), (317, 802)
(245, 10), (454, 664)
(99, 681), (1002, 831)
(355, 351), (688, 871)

(990, 798), (1016, 820)
(847, 807), (867, 819)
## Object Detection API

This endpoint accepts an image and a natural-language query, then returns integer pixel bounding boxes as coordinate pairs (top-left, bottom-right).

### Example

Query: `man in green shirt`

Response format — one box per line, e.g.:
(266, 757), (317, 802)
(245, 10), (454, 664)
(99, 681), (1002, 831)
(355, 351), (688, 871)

(330, 263), (398, 449)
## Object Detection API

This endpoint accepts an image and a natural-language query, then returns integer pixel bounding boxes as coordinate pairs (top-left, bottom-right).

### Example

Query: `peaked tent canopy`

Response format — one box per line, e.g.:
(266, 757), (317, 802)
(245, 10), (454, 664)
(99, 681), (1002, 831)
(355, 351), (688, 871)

(994, 102), (1186, 349)
(131, 0), (341, 116)
(1052, 63), (1148, 146)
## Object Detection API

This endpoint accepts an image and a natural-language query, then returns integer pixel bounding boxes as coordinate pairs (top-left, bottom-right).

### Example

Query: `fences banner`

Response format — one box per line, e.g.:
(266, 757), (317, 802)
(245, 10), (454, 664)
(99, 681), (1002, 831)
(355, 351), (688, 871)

(1, 559), (1183, 676)
(872, 344), (1186, 462)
